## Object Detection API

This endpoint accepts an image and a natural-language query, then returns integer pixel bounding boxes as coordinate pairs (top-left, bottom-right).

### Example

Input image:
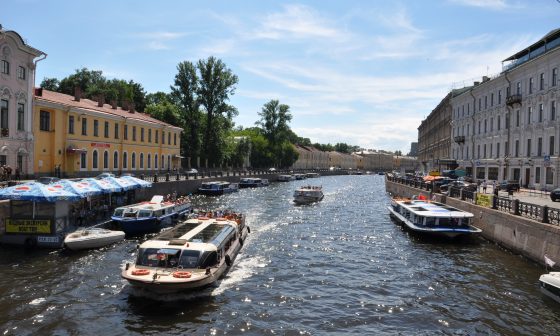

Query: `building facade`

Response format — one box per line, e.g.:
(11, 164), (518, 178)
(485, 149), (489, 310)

(451, 29), (560, 188)
(0, 28), (45, 175)
(292, 145), (330, 170)
(33, 89), (182, 177)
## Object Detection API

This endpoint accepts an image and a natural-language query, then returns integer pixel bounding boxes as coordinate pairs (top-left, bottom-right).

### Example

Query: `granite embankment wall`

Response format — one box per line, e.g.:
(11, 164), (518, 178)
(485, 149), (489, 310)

(386, 179), (560, 266)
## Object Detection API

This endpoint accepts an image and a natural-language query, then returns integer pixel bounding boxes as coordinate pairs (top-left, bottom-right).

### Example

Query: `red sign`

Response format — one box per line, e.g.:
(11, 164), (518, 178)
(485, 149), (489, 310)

(91, 143), (110, 148)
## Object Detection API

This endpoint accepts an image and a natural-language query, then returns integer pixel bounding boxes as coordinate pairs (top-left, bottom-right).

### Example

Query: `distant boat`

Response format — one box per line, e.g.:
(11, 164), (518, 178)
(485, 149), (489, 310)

(111, 195), (192, 235)
(198, 181), (239, 196)
(64, 228), (125, 250)
(277, 174), (295, 182)
(387, 197), (481, 238)
(305, 172), (320, 178)
(239, 178), (269, 188)
(293, 185), (324, 205)
(540, 272), (560, 304)
(293, 174), (307, 180)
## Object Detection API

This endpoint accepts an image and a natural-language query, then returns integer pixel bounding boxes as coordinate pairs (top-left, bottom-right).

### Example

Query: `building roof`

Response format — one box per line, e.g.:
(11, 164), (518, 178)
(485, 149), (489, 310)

(0, 28), (45, 57)
(503, 28), (560, 62)
(35, 89), (182, 130)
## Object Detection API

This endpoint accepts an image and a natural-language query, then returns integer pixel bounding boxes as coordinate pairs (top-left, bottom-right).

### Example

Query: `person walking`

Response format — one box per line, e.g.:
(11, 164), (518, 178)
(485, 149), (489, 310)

(482, 180), (488, 194)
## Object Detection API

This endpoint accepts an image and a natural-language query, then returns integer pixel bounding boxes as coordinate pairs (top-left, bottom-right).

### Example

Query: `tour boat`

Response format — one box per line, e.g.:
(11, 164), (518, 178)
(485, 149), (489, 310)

(277, 174), (295, 182)
(293, 185), (324, 205)
(111, 195), (192, 235)
(239, 177), (269, 188)
(387, 197), (481, 238)
(121, 213), (249, 294)
(294, 174), (307, 180)
(198, 181), (239, 196)
(540, 272), (560, 303)
(305, 173), (320, 178)
(64, 228), (125, 250)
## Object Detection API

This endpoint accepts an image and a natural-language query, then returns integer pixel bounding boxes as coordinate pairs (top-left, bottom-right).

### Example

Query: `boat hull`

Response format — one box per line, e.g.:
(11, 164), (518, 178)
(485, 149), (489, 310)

(387, 205), (480, 238)
(64, 230), (125, 250)
(294, 195), (324, 204)
(540, 272), (560, 304)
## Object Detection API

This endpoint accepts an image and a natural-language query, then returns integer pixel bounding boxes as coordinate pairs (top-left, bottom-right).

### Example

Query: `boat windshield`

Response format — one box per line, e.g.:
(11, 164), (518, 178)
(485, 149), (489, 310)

(136, 248), (201, 269)
(123, 209), (138, 218)
(137, 210), (152, 218)
(113, 208), (125, 217)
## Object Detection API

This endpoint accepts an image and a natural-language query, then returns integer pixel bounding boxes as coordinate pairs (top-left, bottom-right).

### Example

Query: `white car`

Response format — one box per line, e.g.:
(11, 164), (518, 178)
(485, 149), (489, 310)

(268, 167), (277, 171)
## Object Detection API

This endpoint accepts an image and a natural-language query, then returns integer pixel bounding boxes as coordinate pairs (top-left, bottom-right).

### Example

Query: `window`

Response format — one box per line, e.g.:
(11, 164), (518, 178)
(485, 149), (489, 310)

(155, 130), (159, 143)
(147, 154), (151, 169)
(536, 167), (541, 184)
(515, 140), (519, 157)
(17, 66), (25, 80)
(82, 118), (87, 135)
(484, 144), (487, 158)
(161, 154), (165, 169)
(490, 118), (493, 132)
(546, 167), (554, 184)
(497, 116), (501, 130)
(478, 98), (481, 110)
(103, 151), (109, 169)
(141, 128), (144, 142)
(124, 125), (128, 140)
(484, 119), (487, 133)
(148, 129), (152, 143)
(93, 120), (99, 137)
(527, 138), (532, 157)
(162, 131), (165, 144)
(92, 150), (99, 169)
(498, 90), (502, 105)
(155, 154), (158, 169)
(140, 153), (144, 169)
(477, 145), (480, 159)
(505, 141), (509, 157)
(69, 116), (75, 134)
(113, 151), (119, 169)
(132, 126), (136, 141)
(550, 136), (555, 156)
(1, 60), (9, 74)
(484, 96), (488, 109)
(17, 103), (24, 131)
(497, 142), (500, 158)
(540, 73), (545, 90)
(168, 155), (171, 169)
(123, 152), (128, 169)
(168, 132), (171, 145)
(552, 101), (557, 121)
(491, 93), (494, 106)
(131, 153), (136, 169)
(114, 124), (119, 139)
(1, 100), (8, 130)
(553, 68), (558, 87)
(538, 137), (542, 157)
(527, 107), (532, 125)
(104, 121), (109, 138)
(529, 77), (533, 94)
(40, 111), (50, 131)
(80, 152), (87, 169)
(539, 104), (543, 122)
(516, 82), (521, 94)
(174, 133), (177, 146)
(516, 110), (520, 127)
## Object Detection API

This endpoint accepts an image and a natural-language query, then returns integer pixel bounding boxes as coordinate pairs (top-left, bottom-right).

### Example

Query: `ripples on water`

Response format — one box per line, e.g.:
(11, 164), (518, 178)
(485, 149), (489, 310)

(1, 175), (560, 335)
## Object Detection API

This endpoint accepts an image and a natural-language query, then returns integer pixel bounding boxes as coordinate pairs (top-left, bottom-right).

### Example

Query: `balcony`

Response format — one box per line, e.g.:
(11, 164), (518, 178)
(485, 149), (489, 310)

(454, 135), (465, 144)
(506, 94), (522, 107)
(0, 128), (8, 138)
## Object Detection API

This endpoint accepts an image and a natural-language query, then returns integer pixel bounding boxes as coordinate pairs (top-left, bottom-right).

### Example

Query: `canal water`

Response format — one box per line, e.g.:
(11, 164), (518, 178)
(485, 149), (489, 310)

(1, 175), (559, 335)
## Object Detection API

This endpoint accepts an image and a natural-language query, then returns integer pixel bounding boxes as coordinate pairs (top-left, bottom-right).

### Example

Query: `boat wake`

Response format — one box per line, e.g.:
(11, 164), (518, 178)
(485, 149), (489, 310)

(211, 254), (268, 296)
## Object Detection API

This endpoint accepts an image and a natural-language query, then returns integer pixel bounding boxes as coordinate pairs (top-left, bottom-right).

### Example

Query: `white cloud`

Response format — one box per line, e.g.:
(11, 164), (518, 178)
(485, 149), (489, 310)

(132, 31), (189, 50)
(448, 0), (519, 10)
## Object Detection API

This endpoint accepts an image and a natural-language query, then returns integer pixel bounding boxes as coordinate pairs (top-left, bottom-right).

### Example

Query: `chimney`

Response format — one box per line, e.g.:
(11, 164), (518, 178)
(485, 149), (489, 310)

(473, 81), (480, 86)
(97, 94), (105, 107)
(34, 87), (43, 97)
(74, 86), (81, 102)
(122, 100), (129, 111)
(482, 76), (489, 82)
(129, 103), (135, 113)
(111, 100), (117, 109)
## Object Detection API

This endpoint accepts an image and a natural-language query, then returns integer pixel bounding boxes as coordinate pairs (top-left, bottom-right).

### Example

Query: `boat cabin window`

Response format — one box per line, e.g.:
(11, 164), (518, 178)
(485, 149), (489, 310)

(138, 210), (152, 218)
(199, 251), (218, 268)
(425, 217), (436, 227)
(136, 248), (201, 268)
(124, 209), (138, 218)
(113, 208), (125, 217)
(178, 250), (201, 268)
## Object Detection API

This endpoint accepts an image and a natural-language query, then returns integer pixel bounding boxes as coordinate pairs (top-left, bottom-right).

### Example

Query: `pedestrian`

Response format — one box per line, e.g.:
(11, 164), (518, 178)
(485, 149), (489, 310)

(0, 166), (4, 182)
(482, 180), (487, 194)
(14, 167), (20, 181)
(5, 165), (11, 181)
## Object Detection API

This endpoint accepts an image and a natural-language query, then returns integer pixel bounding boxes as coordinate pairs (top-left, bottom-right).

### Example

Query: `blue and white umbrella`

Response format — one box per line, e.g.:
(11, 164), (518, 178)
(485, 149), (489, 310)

(52, 179), (104, 197)
(0, 182), (82, 202)
(119, 175), (152, 188)
(101, 176), (140, 191)
(80, 178), (122, 193)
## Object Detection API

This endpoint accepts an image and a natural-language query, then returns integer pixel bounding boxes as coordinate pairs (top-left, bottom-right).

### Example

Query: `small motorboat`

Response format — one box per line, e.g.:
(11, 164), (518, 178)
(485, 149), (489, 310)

(64, 228), (125, 250)
(277, 175), (295, 182)
(293, 185), (324, 205)
(540, 272), (560, 303)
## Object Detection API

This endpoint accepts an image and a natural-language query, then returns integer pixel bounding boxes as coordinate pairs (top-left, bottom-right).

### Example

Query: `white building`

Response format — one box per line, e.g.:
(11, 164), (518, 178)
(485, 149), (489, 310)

(451, 28), (560, 189)
(0, 27), (46, 175)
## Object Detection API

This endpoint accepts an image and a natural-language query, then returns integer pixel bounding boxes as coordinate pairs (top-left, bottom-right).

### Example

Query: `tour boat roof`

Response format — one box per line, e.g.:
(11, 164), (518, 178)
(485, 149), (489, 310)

(395, 199), (474, 218)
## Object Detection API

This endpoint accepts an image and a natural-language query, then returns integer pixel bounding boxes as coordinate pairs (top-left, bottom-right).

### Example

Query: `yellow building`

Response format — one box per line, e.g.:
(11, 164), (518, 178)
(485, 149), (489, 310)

(33, 89), (182, 177)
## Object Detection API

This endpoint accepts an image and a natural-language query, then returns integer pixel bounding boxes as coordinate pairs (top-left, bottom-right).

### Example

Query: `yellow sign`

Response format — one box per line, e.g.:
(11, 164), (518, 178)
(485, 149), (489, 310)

(476, 194), (492, 208)
(429, 171), (441, 176)
(5, 219), (52, 234)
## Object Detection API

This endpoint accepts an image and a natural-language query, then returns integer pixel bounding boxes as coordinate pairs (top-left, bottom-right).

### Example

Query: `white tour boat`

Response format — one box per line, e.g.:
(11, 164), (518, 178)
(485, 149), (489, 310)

(293, 185), (324, 205)
(277, 174), (295, 182)
(121, 213), (249, 294)
(64, 228), (125, 250)
(540, 272), (560, 303)
(387, 197), (481, 238)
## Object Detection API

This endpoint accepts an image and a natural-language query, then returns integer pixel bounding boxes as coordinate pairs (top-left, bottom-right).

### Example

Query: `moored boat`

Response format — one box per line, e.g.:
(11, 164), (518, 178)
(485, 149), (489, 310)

(239, 177), (269, 188)
(64, 228), (125, 250)
(112, 195), (192, 235)
(387, 197), (481, 238)
(305, 172), (320, 178)
(540, 272), (560, 303)
(293, 185), (324, 205)
(277, 174), (295, 182)
(121, 212), (249, 294)
(198, 181), (239, 196)
(294, 174), (307, 180)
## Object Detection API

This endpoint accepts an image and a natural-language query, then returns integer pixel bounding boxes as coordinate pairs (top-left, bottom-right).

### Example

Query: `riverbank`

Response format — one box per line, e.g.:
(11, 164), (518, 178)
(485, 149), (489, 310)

(385, 178), (560, 267)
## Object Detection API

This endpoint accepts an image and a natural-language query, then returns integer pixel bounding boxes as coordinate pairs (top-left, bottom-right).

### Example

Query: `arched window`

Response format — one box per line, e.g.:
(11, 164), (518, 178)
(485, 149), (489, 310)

(167, 155), (171, 170)
(92, 150), (98, 170)
(161, 155), (165, 169)
(155, 154), (158, 169)
(131, 152), (136, 169)
(113, 151), (119, 169)
(103, 151), (109, 169)
(140, 153), (144, 169)
(123, 152), (128, 169)
(147, 154), (151, 169)
(80, 152), (87, 170)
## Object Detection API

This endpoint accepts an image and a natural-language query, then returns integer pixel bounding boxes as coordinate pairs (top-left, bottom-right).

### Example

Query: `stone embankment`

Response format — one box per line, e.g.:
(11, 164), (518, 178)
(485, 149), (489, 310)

(386, 179), (560, 267)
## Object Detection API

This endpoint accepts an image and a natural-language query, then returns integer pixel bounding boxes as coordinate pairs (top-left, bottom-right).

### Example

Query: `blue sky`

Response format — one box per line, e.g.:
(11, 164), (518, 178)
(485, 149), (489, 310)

(2, 0), (559, 153)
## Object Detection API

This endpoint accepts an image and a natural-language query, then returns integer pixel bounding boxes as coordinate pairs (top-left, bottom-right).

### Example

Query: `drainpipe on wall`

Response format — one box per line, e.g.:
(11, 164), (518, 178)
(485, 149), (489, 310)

(28, 52), (47, 176)
(469, 88), (477, 179)
(504, 71), (512, 182)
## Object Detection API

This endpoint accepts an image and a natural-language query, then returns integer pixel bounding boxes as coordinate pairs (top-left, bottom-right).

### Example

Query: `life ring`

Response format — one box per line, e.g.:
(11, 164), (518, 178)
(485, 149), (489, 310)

(173, 271), (192, 278)
(131, 269), (150, 276)
(225, 255), (232, 267)
(198, 216), (209, 220)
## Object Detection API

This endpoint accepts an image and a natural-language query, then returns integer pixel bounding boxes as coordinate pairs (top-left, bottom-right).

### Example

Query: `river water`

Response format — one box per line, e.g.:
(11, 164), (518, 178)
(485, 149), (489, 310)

(1, 175), (559, 335)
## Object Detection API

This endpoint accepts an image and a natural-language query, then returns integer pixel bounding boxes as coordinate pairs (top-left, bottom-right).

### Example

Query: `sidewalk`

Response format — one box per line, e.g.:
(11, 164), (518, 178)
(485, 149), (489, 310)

(477, 185), (560, 209)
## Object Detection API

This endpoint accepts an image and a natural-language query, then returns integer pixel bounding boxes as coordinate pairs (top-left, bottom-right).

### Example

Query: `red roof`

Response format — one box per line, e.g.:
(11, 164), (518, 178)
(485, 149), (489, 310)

(35, 89), (181, 130)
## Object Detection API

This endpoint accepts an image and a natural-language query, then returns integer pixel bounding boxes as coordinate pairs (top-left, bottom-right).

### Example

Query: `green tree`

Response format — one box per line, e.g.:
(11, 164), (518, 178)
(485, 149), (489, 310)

(256, 100), (292, 166)
(40, 77), (59, 91)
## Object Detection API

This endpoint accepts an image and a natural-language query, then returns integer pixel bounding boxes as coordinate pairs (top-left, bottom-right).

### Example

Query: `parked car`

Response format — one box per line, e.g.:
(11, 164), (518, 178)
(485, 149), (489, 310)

(268, 167), (277, 172)
(550, 188), (560, 202)
(36, 177), (60, 185)
(440, 181), (477, 193)
(186, 169), (198, 175)
(498, 180), (521, 192)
